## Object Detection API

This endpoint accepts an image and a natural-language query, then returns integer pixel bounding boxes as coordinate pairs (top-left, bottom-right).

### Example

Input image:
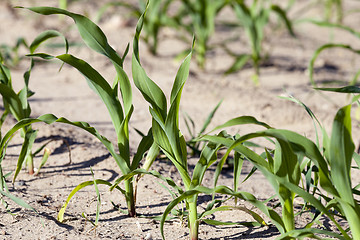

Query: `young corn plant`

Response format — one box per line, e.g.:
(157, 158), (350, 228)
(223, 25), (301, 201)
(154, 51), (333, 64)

(0, 118), (45, 213)
(0, 30), (68, 177)
(203, 104), (359, 239)
(0, 38), (28, 68)
(172, 0), (230, 68)
(308, 21), (360, 87)
(21, 6), (159, 218)
(118, 10), (295, 240)
(324, 0), (343, 23)
(309, 0), (343, 24)
(226, 0), (295, 84)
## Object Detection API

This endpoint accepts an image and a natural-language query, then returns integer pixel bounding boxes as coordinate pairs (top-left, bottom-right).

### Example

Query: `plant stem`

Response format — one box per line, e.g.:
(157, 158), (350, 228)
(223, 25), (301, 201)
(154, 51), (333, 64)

(188, 197), (199, 240)
(124, 179), (136, 217)
(282, 190), (295, 232)
(26, 153), (34, 175)
(341, 203), (360, 240)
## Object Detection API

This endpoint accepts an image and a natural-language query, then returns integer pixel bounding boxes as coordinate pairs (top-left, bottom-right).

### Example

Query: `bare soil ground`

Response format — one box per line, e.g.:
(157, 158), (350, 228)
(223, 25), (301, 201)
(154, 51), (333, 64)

(1, 0), (360, 239)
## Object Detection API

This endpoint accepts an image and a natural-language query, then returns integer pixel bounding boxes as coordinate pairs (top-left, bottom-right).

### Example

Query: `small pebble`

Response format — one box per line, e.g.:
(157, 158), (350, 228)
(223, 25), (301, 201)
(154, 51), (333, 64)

(144, 233), (152, 240)
(136, 221), (143, 232)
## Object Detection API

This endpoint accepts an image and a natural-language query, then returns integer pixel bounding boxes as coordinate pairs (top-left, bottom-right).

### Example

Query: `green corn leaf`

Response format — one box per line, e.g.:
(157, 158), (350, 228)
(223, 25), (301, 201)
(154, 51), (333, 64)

(34, 148), (51, 176)
(169, 38), (194, 104)
(233, 2), (252, 28)
(13, 129), (37, 182)
(141, 142), (160, 171)
(0, 83), (26, 121)
(0, 189), (37, 214)
(150, 115), (173, 157)
(0, 114), (130, 174)
(273, 140), (299, 232)
(41, 114), (130, 174)
(29, 30), (69, 54)
(183, 112), (196, 139)
(273, 139), (300, 185)
(0, 119), (39, 154)
(22, 58), (35, 99)
(200, 205), (266, 226)
(132, 3), (195, 190)
(132, 3), (167, 119)
(328, 105), (360, 239)
(58, 179), (123, 222)
(353, 152), (360, 169)
(153, 125), (191, 187)
(26, 53), (54, 60)
(233, 151), (244, 197)
(163, 41), (195, 176)
(309, 44), (360, 87)
(265, 148), (274, 172)
(130, 129), (153, 170)
(23, 6), (132, 116)
(55, 53), (132, 162)
(316, 85), (360, 93)
(270, 4), (295, 37)
(57, 53), (124, 128)
(204, 134), (270, 188)
(191, 140), (222, 189)
(220, 128), (335, 196)
(202, 219), (262, 227)
(30, 47), (132, 168)
(208, 116), (272, 134)
(22, 7), (123, 66)
(0, 62), (12, 85)
(18, 87), (31, 118)
(224, 54), (251, 75)
(28, 52), (126, 139)
(280, 94), (323, 147)
(329, 105), (354, 201)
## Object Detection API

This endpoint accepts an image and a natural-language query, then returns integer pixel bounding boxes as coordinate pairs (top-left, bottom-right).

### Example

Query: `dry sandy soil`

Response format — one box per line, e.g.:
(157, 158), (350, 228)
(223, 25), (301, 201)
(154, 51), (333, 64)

(1, 0), (360, 239)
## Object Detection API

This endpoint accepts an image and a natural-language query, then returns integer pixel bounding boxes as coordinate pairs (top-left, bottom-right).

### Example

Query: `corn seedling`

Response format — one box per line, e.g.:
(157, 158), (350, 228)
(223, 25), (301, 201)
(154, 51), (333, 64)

(202, 103), (360, 239)
(314, 0), (343, 23)
(118, 10), (295, 239)
(0, 30), (68, 177)
(0, 119), (36, 213)
(308, 21), (360, 87)
(0, 38), (29, 68)
(172, 0), (230, 68)
(226, 0), (295, 84)
(21, 5), (163, 219)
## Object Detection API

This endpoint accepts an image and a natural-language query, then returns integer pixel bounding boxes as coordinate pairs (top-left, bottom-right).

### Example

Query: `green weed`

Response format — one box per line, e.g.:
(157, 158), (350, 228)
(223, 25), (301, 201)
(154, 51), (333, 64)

(22, 5), (158, 218)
